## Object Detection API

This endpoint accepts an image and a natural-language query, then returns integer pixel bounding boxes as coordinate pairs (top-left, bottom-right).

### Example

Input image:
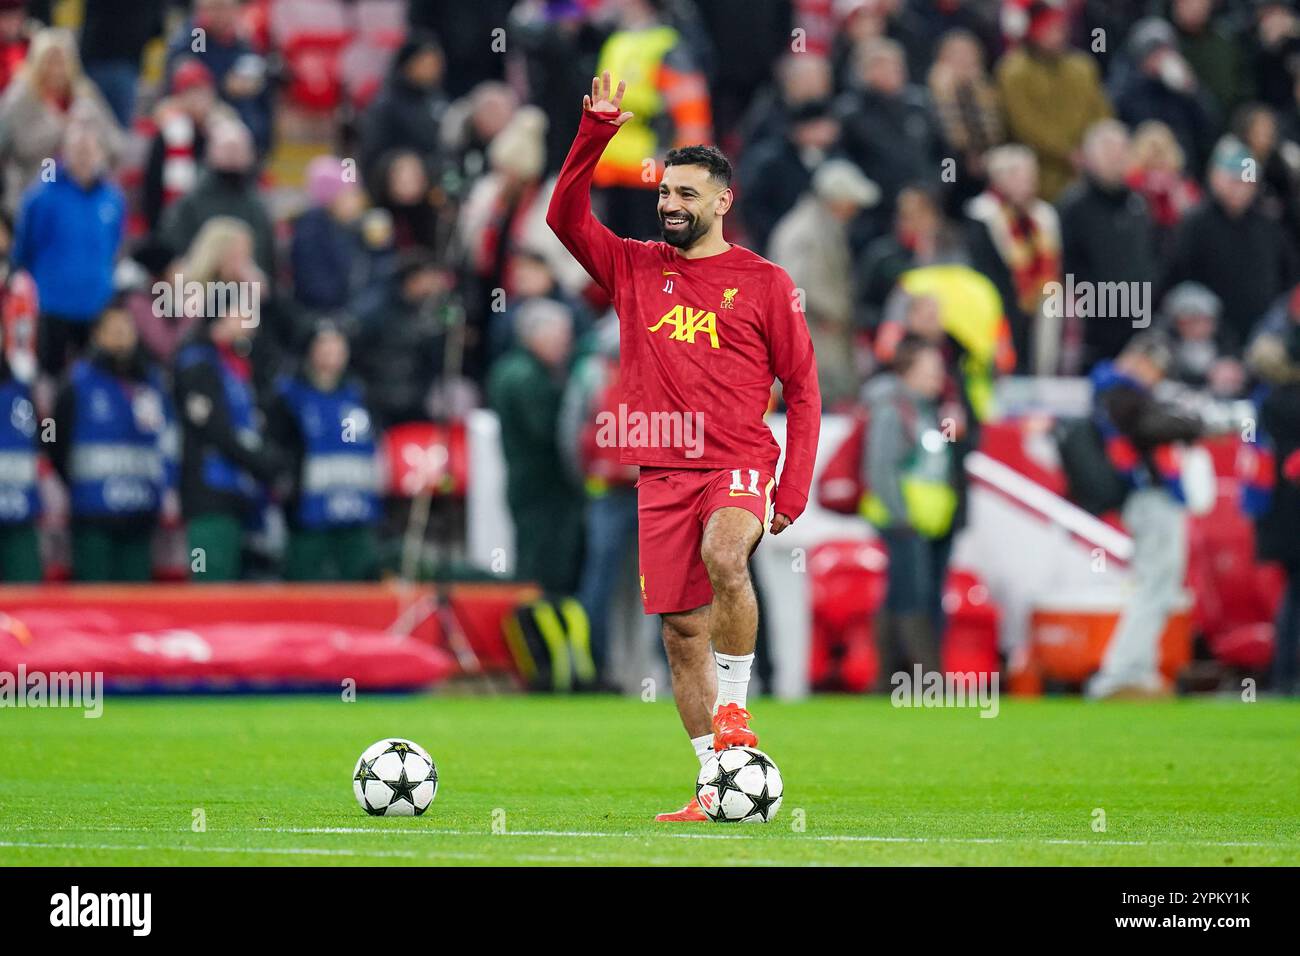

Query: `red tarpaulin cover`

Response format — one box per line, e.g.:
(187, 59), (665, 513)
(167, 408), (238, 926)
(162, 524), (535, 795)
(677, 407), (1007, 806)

(0, 608), (455, 692)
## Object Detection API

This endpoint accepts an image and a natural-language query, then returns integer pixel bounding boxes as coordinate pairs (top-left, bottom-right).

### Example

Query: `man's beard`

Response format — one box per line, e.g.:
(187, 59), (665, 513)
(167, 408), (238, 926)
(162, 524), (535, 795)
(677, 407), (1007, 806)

(659, 211), (708, 249)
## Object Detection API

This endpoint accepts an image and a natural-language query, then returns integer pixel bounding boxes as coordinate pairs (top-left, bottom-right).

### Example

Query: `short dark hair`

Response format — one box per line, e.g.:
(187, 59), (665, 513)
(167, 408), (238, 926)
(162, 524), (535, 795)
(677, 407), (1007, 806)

(395, 247), (440, 283)
(1121, 331), (1173, 373)
(892, 334), (940, 376)
(663, 145), (732, 188)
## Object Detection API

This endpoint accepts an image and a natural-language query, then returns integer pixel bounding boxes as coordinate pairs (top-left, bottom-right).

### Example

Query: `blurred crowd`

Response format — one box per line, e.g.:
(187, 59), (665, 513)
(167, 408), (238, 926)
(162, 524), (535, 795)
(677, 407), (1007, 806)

(0, 0), (1299, 686)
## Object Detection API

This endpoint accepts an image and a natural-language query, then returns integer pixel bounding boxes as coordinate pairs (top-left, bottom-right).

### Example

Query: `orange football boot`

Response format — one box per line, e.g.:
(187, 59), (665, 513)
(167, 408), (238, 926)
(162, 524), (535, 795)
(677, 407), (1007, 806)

(655, 795), (708, 822)
(712, 703), (758, 751)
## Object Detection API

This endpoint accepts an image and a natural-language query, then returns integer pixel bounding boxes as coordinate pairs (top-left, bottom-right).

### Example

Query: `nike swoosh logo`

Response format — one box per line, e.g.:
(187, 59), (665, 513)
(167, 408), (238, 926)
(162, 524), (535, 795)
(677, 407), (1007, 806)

(728, 491), (758, 497)
(662, 270), (680, 276)
(718, 663), (731, 670)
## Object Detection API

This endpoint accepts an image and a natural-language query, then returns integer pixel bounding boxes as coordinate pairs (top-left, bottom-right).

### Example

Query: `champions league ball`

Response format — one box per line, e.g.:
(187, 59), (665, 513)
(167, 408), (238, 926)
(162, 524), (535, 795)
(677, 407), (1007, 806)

(353, 738), (439, 816)
(696, 746), (783, 823)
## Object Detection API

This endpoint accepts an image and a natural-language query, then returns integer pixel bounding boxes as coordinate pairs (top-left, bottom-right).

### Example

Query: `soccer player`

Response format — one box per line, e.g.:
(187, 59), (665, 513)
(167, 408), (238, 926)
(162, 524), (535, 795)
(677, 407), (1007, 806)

(547, 72), (821, 821)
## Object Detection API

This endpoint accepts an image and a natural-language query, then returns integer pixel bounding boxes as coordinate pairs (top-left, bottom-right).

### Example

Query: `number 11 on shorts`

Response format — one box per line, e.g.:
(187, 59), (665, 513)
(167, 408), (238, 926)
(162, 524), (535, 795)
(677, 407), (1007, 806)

(729, 469), (760, 496)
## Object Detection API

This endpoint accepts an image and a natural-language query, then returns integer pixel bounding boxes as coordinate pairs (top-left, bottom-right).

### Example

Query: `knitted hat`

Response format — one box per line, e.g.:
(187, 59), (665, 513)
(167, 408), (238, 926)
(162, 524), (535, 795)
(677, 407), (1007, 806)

(172, 58), (214, 95)
(1161, 282), (1222, 322)
(1209, 135), (1254, 176)
(306, 155), (351, 207)
(1127, 17), (1178, 64)
(1002, 0), (1068, 44)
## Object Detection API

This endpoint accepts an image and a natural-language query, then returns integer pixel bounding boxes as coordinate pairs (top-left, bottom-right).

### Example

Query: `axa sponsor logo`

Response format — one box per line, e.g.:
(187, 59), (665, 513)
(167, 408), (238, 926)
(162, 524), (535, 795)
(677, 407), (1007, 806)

(647, 303), (720, 349)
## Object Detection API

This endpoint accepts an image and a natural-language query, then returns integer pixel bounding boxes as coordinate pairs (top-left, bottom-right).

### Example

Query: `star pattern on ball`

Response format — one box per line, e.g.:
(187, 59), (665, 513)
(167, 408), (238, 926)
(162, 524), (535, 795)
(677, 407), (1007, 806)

(385, 765), (419, 808)
(744, 750), (774, 774)
(383, 741), (415, 757)
(711, 757), (745, 804)
(354, 757), (380, 785)
(749, 782), (780, 820)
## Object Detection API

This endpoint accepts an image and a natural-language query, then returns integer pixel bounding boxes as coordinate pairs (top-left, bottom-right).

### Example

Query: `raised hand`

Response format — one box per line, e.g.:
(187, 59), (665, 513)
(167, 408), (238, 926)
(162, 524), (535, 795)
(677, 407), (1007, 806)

(583, 70), (634, 126)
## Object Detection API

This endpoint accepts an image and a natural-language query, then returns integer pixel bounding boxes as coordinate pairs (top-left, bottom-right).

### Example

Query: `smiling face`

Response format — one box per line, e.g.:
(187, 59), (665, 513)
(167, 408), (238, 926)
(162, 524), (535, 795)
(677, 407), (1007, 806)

(657, 164), (731, 250)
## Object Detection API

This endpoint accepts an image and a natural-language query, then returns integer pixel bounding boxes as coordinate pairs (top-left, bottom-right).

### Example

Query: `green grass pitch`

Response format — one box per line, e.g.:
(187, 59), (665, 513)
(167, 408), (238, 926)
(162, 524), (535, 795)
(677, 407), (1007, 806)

(0, 694), (1296, 866)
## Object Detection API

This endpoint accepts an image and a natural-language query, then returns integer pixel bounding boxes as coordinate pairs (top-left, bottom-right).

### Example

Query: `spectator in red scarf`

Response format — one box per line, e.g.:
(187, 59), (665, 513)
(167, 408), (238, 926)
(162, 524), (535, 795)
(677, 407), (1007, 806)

(965, 143), (1062, 373)
(142, 58), (232, 231)
(157, 119), (276, 283)
(165, 0), (273, 156)
(1126, 119), (1201, 248)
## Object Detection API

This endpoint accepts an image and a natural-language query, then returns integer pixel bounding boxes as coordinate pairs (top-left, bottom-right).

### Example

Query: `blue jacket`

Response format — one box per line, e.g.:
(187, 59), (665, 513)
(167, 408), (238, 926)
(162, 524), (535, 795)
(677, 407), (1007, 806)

(0, 376), (40, 524)
(290, 208), (364, 312)
(12, 170), (124, 321)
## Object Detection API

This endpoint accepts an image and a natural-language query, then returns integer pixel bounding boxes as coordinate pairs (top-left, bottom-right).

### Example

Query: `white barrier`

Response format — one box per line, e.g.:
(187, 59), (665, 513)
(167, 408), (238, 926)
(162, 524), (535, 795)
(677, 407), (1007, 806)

(468, 412), (1141, 698)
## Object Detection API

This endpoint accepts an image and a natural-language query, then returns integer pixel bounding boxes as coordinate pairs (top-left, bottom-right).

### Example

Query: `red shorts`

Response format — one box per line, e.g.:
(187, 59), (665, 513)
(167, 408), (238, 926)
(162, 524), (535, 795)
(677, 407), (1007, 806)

(636, 467), (774, 615)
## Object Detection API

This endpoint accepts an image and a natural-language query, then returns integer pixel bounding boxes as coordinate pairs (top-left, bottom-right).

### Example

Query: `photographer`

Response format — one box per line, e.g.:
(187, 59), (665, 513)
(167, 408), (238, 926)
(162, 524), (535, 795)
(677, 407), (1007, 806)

(1087, 333), (1205, 699)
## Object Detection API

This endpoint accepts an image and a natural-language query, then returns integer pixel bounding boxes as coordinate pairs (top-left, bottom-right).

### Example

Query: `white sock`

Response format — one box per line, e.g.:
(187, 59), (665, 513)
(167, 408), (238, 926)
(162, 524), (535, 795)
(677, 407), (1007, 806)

(690, 733), (714, 767)
(713, 651), (754, 711)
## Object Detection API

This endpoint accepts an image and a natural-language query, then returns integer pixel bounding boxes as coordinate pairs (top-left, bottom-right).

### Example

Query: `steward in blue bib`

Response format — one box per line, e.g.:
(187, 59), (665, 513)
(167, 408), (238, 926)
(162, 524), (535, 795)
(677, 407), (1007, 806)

(51, 309), (175, 581)
(0, 350), (42, 581)
(265, 324), (379, 580)
(173, 317), (284, 581)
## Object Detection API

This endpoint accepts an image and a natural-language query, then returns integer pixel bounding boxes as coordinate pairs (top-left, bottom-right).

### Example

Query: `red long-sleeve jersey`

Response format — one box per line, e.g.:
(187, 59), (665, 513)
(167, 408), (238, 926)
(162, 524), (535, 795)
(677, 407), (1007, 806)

(546, 109), (821, 521)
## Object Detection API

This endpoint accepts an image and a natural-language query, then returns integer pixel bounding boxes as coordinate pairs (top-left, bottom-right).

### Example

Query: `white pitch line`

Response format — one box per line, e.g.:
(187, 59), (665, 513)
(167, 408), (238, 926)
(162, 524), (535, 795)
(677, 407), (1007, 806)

(1, 826), (1292, 850)
(0, 840), (424, 860)
(807, 834), (1290, 849)
(257, 827), (1295, 849)
(0, 840), (605, 865)
(255, 826), (748, 840)
(0, 839), (793, 867)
